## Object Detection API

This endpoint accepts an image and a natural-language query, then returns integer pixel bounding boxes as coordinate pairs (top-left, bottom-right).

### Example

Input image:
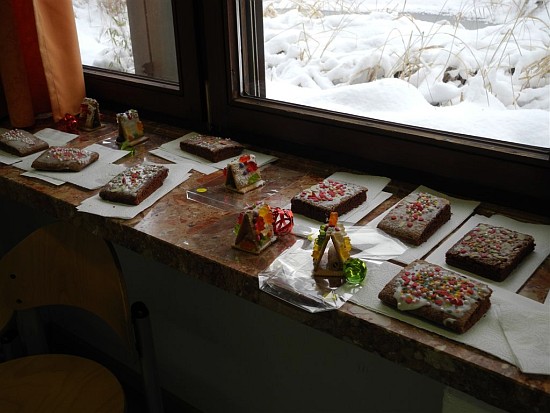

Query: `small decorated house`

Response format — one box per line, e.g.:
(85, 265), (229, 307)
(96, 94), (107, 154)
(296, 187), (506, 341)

(233, 203), (276, 254)
(312, 212), (352, 277)
(225, 154), (264, 193)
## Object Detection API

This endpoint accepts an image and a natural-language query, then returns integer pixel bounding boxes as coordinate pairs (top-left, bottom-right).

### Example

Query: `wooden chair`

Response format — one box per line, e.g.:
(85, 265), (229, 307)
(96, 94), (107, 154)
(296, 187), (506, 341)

(0, 221), (163, 413)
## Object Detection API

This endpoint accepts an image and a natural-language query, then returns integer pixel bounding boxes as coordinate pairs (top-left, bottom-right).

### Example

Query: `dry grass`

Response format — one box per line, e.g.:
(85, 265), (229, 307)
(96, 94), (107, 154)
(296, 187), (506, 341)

(269, 0), (549, 108)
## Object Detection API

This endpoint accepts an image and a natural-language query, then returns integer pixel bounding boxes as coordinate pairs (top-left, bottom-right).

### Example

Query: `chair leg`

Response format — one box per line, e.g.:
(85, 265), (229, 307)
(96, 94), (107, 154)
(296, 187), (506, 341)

(132, 301), (164, 413)
(16, 308), (49, 355)
(0, 328), (23, 361)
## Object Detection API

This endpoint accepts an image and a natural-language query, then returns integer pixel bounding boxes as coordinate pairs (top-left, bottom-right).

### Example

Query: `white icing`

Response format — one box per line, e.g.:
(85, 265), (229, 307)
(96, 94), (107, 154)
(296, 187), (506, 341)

(295, 179), (366, 208)
(392, 261), (491, 317)
(104, 164), (166, 196)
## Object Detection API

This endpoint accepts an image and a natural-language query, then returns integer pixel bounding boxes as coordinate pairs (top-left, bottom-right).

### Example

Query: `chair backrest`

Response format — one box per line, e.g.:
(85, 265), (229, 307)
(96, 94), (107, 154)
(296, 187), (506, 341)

(0, 221), (135, 355)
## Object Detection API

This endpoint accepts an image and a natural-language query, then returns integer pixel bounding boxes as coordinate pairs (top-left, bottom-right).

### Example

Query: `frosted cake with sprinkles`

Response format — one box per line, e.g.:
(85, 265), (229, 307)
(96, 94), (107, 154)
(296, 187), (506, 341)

(291, 179), (367, 222)
(378, 260), (492, 333)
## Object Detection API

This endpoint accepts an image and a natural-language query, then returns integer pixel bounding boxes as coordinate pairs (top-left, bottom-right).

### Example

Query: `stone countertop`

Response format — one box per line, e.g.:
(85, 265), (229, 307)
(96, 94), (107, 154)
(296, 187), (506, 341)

(1, 114), (549, 412)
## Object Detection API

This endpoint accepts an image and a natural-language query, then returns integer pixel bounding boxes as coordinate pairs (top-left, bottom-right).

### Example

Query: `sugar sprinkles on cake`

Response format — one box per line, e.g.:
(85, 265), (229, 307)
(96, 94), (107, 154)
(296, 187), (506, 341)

(291, 178), (368, 222)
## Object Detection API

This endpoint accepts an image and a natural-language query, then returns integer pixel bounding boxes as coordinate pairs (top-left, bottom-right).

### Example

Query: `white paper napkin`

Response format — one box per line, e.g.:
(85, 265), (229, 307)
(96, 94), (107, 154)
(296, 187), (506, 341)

(290, 172), (392, 235)
(366, 186), (480, 264)
(0, 127), (78, 165)
(496, 304), (550, 375)
(148, 148), (216, 174)
(347, 227), (408, 261)
(0, 151), (23, 166)
(15, 144), (129, 189)
(22, 163), (127, 189)
(34, 128), (79, 144)
(77, 163), (192, 219)
(152, 132), (278, 171)
(426, 214), (550, 293)
(349, 261), (550, 375)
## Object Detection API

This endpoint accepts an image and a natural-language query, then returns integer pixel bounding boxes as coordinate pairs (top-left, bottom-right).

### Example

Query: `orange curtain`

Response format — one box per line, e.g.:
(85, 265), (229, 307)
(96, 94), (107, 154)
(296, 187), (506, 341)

(0, 0), (85, 127)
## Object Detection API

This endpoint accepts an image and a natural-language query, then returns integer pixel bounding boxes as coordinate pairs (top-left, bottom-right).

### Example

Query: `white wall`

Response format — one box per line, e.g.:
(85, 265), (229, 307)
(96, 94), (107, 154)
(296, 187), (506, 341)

(114, 243), (446, 412)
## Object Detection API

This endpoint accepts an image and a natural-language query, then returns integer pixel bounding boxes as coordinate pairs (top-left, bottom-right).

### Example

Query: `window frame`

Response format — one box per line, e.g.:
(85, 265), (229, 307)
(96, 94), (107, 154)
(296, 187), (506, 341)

(81, 1), (205, 127)
(203, 0), (549, 214)
(79, 0), (549, 214)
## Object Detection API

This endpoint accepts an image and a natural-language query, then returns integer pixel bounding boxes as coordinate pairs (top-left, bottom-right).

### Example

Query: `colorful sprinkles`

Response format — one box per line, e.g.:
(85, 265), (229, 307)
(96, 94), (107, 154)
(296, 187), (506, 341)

(299, 179), (351, 203)
(187, 134), (241, 150)
(389, 192), (441, 227)
(45, 147), (95, 164)
(449, 223), (534, 262)
(1, 129), (37, 146)
(104, 164), (167, 196)
(394, 261), (492, 315)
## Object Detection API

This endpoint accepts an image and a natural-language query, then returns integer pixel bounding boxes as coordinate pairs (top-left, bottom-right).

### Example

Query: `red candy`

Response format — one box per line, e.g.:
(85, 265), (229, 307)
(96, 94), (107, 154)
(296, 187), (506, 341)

(55, 113), (78, 134)
(272, 207), (294, 235)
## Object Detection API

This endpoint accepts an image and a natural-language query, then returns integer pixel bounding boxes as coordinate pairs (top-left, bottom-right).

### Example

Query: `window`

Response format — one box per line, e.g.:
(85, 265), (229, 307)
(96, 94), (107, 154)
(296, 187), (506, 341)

(205, 1), (549, 211)
(72, 0), (549, 211)
(246, 1), (549, 149)
(73, 0), (177, 82)
(72, 0), (203, 124)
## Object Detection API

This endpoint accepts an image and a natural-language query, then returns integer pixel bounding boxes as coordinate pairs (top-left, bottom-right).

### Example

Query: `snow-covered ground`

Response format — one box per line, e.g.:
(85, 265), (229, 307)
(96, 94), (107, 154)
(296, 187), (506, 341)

(73, 0), (550, 147)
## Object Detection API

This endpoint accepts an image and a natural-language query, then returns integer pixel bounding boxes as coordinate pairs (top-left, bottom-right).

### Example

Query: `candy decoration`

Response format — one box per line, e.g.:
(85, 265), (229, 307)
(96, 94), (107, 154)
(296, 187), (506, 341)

(394, 262), (491, 314)
(233, 202), (276, 254)
(312, 212), (352, 277)
(56, 113), (78, 134)
(225, 154), (264, 193)
(78, 97), (102, 131)
(297, 179), (350, 203)
(272, 207), (294, 235)
(327, 211), (338, 227)
(344, 258), (367, 285)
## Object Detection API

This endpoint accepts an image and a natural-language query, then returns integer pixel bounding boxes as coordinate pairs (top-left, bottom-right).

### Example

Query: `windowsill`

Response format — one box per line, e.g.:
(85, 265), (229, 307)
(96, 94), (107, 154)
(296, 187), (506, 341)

(209, 96), (550, 216)
(232, 95), (550, 161)
(0, 113), (548, 412)
(83, 67), (180, 92)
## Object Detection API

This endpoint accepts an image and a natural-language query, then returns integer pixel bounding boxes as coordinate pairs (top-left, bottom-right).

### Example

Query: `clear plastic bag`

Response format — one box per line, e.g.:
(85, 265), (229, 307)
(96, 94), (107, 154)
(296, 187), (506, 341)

(258, 227), (406, 313)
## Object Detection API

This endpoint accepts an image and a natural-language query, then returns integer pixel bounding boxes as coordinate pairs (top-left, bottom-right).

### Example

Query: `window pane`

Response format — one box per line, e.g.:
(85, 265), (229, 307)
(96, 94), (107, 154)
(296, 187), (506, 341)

(252, 0), (550, 148)
(73, 0), (178, 83)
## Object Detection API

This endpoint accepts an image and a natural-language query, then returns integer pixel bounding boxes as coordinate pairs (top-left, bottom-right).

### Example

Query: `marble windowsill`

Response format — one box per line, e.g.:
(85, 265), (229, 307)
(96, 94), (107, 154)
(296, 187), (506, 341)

(1, 113), (548, 413)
